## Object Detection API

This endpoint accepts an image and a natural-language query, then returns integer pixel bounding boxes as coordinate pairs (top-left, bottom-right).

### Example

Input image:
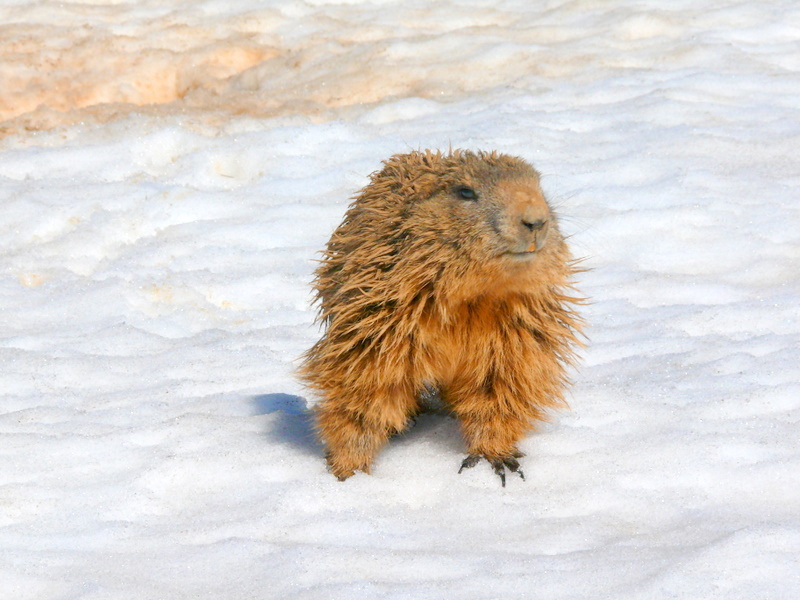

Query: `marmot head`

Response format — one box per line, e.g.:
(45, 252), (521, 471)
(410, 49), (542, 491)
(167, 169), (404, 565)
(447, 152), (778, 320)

(388, 150), (556, 262)
(318, 150), (568, 313)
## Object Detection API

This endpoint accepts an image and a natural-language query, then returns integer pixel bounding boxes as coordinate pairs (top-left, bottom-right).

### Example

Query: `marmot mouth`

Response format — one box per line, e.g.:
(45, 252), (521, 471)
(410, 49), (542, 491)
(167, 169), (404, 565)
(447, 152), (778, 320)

(503, 240), (545, 259)
(504, 239), (541, 258)
(505, 249), (539, 260)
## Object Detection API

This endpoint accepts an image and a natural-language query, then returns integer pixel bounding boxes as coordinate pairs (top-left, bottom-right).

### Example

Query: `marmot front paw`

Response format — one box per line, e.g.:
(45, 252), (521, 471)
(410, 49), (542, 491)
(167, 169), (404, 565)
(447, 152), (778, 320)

(458, 453), (526, 487)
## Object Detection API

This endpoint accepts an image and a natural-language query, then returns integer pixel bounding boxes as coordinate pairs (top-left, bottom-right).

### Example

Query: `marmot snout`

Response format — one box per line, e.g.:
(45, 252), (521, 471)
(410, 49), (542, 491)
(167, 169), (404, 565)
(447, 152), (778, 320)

(300, 150), (584, 485)
(490, 177), (552, 255)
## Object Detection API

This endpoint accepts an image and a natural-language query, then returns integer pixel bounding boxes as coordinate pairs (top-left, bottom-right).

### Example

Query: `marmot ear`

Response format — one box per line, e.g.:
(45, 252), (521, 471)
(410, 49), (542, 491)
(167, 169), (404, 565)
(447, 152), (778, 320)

(404, 173), (442, 199)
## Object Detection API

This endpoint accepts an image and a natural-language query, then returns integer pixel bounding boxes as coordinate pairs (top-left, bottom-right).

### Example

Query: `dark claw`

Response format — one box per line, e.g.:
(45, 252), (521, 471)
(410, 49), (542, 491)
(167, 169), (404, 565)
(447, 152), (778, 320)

(494, 461), (506, 487)
(458, 454), (482, 473)
(491, 457), (525, 487)
(458, 454), (526, 486)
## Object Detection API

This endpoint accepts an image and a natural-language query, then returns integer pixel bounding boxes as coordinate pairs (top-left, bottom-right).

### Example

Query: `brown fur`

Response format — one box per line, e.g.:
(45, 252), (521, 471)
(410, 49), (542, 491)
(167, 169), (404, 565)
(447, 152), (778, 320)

(299, 150), (584, 482)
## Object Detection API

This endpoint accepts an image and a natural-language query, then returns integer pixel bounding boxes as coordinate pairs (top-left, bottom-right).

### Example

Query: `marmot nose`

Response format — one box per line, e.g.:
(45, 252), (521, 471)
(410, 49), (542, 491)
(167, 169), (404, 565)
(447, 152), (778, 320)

(522, 219), (546, 232)
(520, 218), (549, 253)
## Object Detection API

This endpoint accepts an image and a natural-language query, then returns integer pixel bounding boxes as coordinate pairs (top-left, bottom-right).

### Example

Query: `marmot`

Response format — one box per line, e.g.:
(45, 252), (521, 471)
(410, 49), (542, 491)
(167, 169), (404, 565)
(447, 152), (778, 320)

(300, 150), (584, 485)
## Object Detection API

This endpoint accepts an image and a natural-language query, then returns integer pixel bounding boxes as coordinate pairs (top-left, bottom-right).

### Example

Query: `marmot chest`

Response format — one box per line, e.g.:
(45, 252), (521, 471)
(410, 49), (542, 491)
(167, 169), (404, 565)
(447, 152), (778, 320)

(413, 299), (528, 388)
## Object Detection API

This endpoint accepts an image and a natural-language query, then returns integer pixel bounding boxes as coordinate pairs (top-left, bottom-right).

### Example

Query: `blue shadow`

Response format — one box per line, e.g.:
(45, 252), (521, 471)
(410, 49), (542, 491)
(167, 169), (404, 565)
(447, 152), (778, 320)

(251, 392), (322, 456)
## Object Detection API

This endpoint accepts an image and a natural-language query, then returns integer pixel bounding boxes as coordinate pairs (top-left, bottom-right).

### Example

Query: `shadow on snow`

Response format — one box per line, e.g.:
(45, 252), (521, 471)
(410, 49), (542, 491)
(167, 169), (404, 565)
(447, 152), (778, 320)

(250, 392), (322, 457)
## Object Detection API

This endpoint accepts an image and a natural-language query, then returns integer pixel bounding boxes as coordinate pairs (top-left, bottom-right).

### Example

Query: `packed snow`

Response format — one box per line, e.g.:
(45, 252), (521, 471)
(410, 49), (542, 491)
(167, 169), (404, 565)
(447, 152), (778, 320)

(1, 1), (799, 598)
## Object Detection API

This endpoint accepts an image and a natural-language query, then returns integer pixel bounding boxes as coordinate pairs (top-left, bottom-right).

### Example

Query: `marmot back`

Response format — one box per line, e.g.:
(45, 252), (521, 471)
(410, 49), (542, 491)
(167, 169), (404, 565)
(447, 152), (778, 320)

(300, 149), (584, 485)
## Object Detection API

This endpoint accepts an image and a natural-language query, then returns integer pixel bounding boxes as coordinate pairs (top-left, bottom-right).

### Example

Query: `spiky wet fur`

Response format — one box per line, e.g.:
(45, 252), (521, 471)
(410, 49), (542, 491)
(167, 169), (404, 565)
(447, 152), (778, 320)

(299, 150), (584, 481)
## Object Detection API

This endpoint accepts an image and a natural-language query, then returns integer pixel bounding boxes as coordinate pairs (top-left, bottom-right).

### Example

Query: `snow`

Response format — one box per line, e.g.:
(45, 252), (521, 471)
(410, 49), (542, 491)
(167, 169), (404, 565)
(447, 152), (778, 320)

(1, 1), (799, 598)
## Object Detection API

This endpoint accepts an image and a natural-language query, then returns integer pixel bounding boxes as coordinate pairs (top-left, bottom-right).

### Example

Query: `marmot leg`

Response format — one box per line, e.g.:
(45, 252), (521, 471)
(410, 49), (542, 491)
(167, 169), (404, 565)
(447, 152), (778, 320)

(317, 408), (388, 480)
(453, 406), (529, 486)
(316, 386), (417, 480)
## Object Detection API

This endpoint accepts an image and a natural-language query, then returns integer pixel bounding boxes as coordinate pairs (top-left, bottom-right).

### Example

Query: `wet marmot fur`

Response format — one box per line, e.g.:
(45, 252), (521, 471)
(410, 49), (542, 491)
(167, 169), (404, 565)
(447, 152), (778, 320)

(300, 150), (584, 485)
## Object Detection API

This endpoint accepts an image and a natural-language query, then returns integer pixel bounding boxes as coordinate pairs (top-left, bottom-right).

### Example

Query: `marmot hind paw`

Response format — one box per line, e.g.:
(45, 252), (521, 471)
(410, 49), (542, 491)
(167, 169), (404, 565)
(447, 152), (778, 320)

(458, 454), (525, 487)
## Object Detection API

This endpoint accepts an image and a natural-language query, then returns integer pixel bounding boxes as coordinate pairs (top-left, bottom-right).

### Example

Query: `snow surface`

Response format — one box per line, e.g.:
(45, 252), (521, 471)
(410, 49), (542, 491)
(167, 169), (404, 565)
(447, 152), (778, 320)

(1, 1), (799, 598)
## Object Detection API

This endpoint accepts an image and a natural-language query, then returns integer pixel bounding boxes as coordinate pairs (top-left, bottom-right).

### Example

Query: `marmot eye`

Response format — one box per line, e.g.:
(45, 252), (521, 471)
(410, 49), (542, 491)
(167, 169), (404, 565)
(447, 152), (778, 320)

(456, 186), (478, 201)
